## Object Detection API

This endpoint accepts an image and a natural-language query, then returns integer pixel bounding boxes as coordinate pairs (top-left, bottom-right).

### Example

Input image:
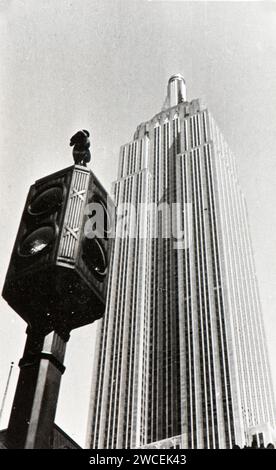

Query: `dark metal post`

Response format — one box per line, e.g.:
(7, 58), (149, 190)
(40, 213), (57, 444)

(6, 328), (69, 449)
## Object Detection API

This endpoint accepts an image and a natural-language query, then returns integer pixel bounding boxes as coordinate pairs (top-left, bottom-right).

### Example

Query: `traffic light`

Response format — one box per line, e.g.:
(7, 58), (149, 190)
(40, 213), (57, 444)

(2, 165), (114, 335)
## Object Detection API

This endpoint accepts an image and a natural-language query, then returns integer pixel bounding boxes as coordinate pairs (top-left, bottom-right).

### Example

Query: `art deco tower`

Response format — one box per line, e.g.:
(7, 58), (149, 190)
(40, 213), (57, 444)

(86, 75), (276, 449)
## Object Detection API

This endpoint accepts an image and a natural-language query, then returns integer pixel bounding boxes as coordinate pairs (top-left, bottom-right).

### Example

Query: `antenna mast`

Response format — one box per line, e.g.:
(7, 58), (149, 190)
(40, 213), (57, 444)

(0, 362), (14, 426)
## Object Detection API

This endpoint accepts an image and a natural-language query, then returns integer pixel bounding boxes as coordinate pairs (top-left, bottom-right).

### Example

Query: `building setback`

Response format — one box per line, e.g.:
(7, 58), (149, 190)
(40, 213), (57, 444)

(86, 75), (276, 449)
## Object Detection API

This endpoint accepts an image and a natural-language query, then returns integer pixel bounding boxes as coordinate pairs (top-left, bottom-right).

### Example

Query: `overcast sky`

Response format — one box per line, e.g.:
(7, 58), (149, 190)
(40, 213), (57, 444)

(1, 1), (276, 447)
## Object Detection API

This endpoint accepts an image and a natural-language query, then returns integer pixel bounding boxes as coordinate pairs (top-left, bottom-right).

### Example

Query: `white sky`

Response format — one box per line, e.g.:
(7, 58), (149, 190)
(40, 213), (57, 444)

(0, 0), (276, 447)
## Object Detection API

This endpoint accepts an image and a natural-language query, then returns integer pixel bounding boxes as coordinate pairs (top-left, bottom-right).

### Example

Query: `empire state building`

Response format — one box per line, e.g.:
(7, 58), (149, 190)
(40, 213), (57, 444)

(86, 75), (276, 449)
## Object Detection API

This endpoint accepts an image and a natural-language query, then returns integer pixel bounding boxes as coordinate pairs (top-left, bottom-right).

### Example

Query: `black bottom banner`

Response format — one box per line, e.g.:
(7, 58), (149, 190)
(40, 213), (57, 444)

(0, 449), (275, 467)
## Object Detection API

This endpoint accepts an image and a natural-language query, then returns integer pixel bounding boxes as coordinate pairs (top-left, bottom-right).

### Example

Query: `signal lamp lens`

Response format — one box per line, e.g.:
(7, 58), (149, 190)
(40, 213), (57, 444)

(82, 238), (107, 281)
(19, 226), (55, 256)
(28, 186), (63, 215)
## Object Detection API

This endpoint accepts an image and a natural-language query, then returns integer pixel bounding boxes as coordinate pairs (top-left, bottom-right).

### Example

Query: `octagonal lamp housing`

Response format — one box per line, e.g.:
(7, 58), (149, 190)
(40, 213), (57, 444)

(2, 165), (114, 335)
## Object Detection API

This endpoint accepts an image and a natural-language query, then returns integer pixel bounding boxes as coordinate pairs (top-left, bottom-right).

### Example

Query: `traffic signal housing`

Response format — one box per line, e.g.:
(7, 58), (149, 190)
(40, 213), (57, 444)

(2, 165), (114, 335)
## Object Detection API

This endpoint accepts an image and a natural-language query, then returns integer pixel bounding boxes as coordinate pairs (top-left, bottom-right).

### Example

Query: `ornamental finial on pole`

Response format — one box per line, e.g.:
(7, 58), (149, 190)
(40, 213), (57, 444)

(69, 129), (91, 167)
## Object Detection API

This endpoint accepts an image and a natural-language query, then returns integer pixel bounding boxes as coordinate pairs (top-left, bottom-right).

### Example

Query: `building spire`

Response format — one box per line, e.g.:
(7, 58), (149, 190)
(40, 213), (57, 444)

(163, 74), (187, 110)
(168, 73), (186, 106)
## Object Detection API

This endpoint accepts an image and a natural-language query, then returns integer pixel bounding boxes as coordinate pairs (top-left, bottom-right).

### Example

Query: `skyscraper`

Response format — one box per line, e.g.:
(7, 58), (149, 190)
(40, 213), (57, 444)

(86, 75), (276, 449)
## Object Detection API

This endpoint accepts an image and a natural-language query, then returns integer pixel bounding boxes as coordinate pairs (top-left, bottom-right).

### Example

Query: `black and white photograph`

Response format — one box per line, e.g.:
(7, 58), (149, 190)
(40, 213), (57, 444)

(0, 0), (276, 459)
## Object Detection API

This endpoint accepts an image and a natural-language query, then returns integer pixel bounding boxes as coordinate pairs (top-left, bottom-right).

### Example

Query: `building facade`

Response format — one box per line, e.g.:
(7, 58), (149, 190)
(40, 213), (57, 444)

(86, 75), (276, 449)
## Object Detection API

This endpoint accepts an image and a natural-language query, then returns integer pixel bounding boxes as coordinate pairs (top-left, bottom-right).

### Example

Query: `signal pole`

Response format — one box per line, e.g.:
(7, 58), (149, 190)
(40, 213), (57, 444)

(1, 133), (112, 448)
(6, 328), (69, 449)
